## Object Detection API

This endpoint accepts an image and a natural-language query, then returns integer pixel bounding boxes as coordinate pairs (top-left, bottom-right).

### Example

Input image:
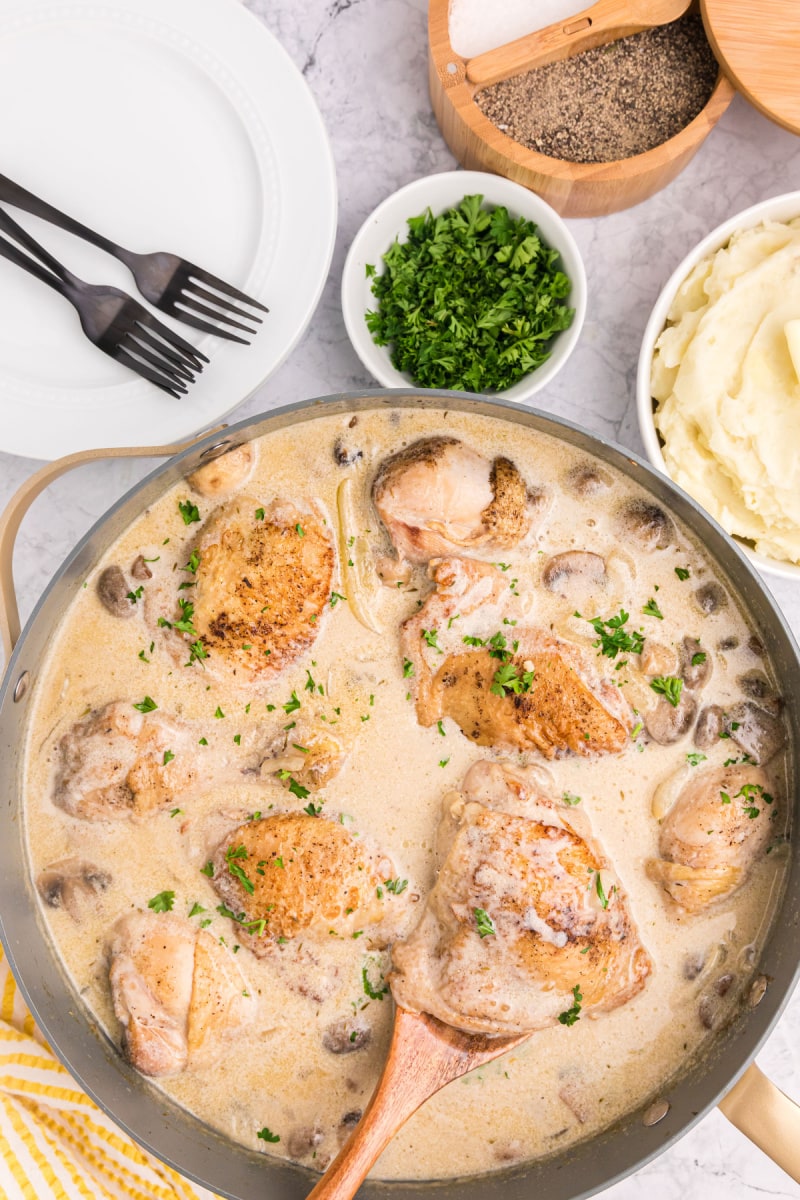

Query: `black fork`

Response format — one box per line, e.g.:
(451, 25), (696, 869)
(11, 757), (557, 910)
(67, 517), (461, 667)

(0, 172), (268, 343)
(0, 205), (207, 397)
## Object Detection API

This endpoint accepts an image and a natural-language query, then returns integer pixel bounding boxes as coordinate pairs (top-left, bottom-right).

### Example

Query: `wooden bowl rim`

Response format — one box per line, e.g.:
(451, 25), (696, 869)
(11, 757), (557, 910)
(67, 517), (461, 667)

(428, 0), (737, 180)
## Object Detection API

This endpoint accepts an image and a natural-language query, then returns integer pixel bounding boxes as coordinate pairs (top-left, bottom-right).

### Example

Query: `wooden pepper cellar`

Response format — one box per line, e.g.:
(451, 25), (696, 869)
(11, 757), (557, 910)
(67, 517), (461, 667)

(428, 0), (800, 217)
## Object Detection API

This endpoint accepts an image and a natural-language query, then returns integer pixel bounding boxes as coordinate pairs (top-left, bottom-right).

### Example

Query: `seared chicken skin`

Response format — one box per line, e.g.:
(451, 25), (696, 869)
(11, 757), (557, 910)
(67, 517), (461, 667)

(54, 702), (352, 821)
(183, 495), (334, 680)
(402, 558), (632, 757)
(372, 437), (546, 563)
(391, 761), (652, 1035)
(647, 763), (776, 913)
(108, 912), (255, 1077)
(54, 702), (206, 820)
(211, 812), (407, 953)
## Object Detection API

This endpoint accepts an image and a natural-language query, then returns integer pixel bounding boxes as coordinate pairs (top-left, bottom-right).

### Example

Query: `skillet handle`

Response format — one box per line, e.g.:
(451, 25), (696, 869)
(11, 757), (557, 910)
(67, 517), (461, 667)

(0, 429), (227, 662)
(718, 1062), (800, 1183)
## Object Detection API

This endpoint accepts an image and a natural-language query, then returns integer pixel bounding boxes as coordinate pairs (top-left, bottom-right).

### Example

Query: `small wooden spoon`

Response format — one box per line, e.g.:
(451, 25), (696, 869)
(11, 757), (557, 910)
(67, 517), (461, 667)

(466, 0), (693, 89)
(305, 1006), (528, 1200)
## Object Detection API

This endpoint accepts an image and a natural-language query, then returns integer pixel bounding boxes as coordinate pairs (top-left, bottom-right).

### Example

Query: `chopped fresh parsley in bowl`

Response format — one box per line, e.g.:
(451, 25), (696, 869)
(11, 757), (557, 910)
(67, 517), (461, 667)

(342, 171), (586, 402)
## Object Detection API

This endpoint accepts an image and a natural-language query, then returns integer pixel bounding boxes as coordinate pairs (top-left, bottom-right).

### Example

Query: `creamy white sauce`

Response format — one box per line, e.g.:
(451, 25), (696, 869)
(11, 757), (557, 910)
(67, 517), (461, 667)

(22, 407), (790, 1181)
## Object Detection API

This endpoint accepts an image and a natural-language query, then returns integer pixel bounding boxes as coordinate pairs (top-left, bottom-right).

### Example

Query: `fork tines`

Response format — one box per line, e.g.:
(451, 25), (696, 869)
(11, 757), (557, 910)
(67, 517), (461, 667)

(164, 264), (270, 345)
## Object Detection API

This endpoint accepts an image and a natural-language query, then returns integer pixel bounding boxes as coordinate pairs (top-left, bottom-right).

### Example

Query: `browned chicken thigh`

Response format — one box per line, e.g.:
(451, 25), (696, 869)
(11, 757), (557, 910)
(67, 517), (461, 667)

(210, 812), (407, 953)
(372, 436), (546, 563)
(402, 558), (632, 757)
(54, 702), (206, 820)
(391, 761), (652, 1035)
(171, 494), (334, 680)
(108, 912), (255, 1077)
(647, 762), (776, 913)
(53, 701), (352, 821)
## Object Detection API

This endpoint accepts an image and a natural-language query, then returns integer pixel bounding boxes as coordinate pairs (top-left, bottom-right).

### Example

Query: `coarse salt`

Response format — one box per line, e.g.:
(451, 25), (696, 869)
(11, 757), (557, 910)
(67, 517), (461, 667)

(448, 0), (583, 60)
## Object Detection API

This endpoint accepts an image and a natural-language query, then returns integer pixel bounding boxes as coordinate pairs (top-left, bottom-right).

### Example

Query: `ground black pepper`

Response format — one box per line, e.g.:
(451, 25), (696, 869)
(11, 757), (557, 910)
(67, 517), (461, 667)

(475, 14), (719, 164)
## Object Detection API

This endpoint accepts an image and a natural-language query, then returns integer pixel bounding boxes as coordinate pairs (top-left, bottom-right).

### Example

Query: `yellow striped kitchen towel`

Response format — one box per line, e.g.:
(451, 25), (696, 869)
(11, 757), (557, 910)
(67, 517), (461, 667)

(0, 944), (221, 1200)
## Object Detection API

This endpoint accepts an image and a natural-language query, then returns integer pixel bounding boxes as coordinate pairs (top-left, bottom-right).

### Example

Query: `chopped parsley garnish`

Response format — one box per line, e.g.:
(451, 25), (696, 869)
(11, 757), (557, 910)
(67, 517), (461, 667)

(330, 591), (346, 607)
(362, 963), (389, 1000)
(642, 598), (663, 619)
(126, 586), (144, 603)
(283, 692), (301, 715)
(257, 1127), (280, 1144)
(491, 661), (534, 696)
(287, 776), (310, 800)
(200, 861), (214, 877)
(162, 750), (175, 765)
(422, 628), (443, 653)
(383, 878), (408, 895)
(170, 807), (181, 817)
(650, 675), (683, 707)
(303, 800), (323, 816)
(188, 902), (206, 918)
(593, 871), (609, 909)
(557, 985), (583, 1026)
(631, 721), (644, 740)
(474, 907), (496, 938)
(402, 658), (415, 677)
(462, 635), (485, 647)
(133, 696), (158, 713)
(255, 507), (265, 520)
(214, 706), (225, 719)
(686, 752), (707, 767)
(691, 651), (707, 666)
(148, 890), (175, 913)
(439, 758), (450, 768)
(295, 523), (305, 537)
(583, 610), (644, 659)
(720, 791), (732, 805)
(675, 566), (691, 581)
(178, 499), (201, 525)
(198, 737), (208, 746)
(562, 792), (582, 806)
(182, 549), (201, 573)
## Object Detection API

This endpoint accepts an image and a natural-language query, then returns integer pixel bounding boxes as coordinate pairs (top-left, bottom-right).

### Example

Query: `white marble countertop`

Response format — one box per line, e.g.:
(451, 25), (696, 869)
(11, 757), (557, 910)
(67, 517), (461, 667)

(0, 0), (798, 1196)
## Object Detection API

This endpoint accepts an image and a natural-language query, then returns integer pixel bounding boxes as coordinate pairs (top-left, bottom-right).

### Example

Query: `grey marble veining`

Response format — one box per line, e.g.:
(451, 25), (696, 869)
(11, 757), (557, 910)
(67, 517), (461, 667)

(0, 0), (798, 1196)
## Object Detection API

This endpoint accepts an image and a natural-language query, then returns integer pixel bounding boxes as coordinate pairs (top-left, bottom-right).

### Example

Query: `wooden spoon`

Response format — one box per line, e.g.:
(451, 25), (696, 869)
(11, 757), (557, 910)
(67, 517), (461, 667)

(306, 1005), (528, 1200)
(466, 0), (693, 89)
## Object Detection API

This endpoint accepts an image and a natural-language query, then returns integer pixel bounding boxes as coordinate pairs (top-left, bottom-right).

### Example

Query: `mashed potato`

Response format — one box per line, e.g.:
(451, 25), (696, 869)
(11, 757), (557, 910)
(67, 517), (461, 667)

(651, 219), (800, 565)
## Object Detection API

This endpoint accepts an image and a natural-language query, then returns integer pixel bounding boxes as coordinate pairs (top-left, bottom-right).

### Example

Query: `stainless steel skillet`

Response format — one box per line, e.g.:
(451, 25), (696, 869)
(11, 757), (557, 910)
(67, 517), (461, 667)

(0, 389), (798, 1198)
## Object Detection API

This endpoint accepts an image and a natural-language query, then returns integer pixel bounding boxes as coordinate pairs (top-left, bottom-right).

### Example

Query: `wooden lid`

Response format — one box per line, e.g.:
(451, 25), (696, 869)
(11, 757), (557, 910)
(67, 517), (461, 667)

(701, 0), (800, 134)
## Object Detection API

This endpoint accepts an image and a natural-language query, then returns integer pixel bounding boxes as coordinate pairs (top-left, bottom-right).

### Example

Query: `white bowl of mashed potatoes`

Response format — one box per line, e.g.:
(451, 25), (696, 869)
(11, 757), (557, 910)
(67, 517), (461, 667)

(637, 192), (800, 581)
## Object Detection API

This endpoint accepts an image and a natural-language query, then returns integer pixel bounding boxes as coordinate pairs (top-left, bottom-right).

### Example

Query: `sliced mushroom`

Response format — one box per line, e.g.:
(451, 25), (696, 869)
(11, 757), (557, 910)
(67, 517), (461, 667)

(695, 581), (728, 615)
(37, 858), (112, 919)
(322, 1018), (372, 1054)
(683, 950), (706, 981)
(130, 555), (153, 581)
(287, 1126), (325, 1160)
(541, 551), (606, 599)
(640, 639), (679, 678)
(565, 462), (613, 497)
(262, 728), (346, 790)
(645, 693), (697, 745)
(340, 1110), (362, 1131)
(727, 701), (786, 765)
(718, 635), (739, 652)
(694, 704), (725, 749)
(97, 565), (135, 618)
(187, 443), (255, 498)
(617, 499), (674, 551)
(333, 435), (363, 467)
(737, 670), (773, 702)
(680, 637), (712, 690)
(558, 1079), (592, 1124)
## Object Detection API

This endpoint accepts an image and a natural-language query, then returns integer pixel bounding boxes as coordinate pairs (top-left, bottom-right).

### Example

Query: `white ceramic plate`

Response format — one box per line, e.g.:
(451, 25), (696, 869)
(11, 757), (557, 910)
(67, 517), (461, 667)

(0, 0), (337, 460)
(636, 191), (800, 582)
(341, 171), (586, 404)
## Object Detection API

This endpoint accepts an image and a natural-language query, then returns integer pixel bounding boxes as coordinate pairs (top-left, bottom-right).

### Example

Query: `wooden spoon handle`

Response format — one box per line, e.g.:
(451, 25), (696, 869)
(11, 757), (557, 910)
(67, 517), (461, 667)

(305, 1008), (524, 1200)
(466, 0), (691, 88)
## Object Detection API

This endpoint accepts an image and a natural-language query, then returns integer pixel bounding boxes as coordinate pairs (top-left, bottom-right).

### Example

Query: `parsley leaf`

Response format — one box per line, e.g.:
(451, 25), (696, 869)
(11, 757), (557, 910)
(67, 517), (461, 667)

(178, 499), (201, 525)
(148, 890), (175, 913)
(474, 907), (496, 938)
(557, 984), (583, 1026)
(650, 675), (684, 707)
(364, 195), (574, 393)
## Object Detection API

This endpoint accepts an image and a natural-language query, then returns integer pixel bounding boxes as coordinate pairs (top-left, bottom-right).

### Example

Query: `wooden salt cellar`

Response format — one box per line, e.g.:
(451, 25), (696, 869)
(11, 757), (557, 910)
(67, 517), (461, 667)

(428, 0), (736, 217)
